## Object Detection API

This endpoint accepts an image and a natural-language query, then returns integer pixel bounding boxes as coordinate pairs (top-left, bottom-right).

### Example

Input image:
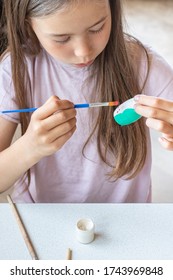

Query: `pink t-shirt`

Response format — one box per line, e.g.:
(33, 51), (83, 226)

(1, 47), (173, 202)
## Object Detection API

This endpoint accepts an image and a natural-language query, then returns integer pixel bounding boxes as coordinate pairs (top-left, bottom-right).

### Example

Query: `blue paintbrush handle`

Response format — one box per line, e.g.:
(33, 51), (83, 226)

(1, 105), (89, 113)
(1, 108), (37, 113)
(0, 101), (118, 114)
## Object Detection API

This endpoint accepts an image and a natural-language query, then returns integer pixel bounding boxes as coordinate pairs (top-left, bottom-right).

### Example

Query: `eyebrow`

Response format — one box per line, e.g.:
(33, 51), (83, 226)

(47, 16), (108, 37)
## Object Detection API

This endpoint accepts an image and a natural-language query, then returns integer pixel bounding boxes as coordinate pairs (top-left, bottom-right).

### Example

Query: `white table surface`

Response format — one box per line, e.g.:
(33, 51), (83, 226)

(0, 203), (173, 260)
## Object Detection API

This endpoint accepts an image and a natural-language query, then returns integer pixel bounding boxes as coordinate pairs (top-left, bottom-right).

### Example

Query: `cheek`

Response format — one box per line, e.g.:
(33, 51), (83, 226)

(104, 22), (111, 43)
(96, 21), (111, 51)
(51, 45), (71, 59)
(97, 29), (111, 51)
(39, 38), (71, 58)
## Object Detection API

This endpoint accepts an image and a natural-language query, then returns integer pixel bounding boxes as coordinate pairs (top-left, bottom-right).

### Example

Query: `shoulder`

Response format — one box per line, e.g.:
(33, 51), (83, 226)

(126, 39), (173, 98)
(139, 44), (173, 85)
(0, 48), (50, 71)
(126, 38), (173, 74)
(0, 53), (13, 84)
(0, 52), (11, 70)
(147, 46), (173, 76)
(143, 46), (173, 99)
(0, 48), (57, 91)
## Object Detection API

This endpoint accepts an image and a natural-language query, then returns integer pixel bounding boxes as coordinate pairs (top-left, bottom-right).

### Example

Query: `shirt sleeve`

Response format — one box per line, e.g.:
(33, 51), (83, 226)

(142, 47), (173, 100)
(0, 54), (20, 123)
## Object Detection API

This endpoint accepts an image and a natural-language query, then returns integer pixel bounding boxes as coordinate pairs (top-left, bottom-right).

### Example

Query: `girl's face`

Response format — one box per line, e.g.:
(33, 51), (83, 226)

(30, 0), (111, 67)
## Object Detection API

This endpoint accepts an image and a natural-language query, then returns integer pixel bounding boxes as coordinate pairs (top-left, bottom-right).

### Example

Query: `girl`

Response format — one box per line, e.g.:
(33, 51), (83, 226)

(0, 0), (173, 203)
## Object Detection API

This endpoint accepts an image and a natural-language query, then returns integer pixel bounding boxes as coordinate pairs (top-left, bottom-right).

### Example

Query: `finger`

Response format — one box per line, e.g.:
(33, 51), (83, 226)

(135, 104), (173, 124)
(33, 96), (74, 120)
(145, 118), (173, 134)
(158, 136), (173, 151)
(41, 108), (76, 130)
(47, 118), (77, 142)
(135, 95), (173, 111)
(49, 126), (77, 152)
(162, 133), (173, 142)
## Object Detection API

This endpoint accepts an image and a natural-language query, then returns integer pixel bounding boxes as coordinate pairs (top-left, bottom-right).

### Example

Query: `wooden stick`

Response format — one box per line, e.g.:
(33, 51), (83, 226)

(7, 195), (38, 260)
(66, 248), (72, 260)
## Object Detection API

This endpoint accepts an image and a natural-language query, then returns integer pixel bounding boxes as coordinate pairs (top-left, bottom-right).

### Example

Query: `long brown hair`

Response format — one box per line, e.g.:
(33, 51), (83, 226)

(0, 1), (7, 54)
(0, 0), (149, 180)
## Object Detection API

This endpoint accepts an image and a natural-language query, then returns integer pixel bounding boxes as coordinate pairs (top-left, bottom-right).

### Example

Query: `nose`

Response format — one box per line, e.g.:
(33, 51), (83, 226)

(73, 38), (92, 61)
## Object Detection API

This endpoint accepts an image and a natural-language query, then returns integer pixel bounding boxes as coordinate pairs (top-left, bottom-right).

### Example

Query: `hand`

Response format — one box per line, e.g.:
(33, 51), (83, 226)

(23, 96), (77, 162)
(134, 95), (173, 150)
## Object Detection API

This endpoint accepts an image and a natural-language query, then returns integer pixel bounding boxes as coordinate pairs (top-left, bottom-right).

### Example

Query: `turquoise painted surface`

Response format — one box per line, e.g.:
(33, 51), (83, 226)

(114, 108), (141, 126)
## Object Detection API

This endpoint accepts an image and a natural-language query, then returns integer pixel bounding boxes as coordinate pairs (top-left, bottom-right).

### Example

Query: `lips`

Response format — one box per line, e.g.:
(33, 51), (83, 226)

(74, 60), (94, 67)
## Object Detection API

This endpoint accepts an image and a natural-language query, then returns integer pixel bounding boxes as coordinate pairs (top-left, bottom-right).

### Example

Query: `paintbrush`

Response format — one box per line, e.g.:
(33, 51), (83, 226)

(0, 101), (119, 114)
(7, 195), (38, 260)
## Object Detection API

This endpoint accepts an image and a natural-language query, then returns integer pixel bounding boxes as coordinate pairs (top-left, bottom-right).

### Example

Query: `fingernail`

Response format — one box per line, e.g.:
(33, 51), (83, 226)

(134, 95), (140, 101)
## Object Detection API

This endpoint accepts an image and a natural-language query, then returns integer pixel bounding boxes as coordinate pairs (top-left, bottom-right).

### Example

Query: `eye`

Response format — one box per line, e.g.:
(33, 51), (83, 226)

(89, 24), (105, 34)
(55, 37), (70, 44)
